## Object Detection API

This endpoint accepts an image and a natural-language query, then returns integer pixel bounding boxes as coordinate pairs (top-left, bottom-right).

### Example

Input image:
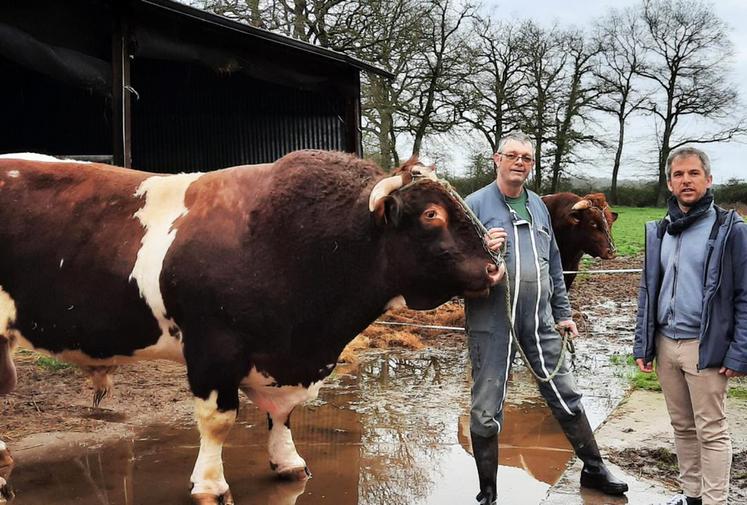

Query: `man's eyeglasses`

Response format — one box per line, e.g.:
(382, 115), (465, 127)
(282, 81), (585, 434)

(499, 152), (534, 164)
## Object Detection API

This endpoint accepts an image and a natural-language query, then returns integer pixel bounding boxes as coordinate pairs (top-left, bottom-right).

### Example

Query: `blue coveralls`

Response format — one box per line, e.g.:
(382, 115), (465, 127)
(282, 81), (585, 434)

(465, 183), (583, 438)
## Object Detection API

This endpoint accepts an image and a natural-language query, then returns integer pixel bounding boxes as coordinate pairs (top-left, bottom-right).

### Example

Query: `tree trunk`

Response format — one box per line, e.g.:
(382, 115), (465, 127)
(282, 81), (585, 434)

(293, 0), (307, 41)
(533, 137), (543, 193)
(657, 125), (673, 207)
(610, 114), (625, 204)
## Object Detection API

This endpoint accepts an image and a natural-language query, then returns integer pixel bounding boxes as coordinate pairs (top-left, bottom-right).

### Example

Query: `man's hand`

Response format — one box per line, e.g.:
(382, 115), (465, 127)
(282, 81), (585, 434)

(636, 358), (654, 373)
(487, 261), (506, 286)
(719, 367), (747, 378)
(484, 227), (507, 252)
(557, 319), (579, 338)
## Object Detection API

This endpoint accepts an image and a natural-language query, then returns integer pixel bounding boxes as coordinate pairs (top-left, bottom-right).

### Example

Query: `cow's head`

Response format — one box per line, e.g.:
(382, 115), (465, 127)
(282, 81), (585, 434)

(568, 193), (618, 259)
(369, 158), (501, 310)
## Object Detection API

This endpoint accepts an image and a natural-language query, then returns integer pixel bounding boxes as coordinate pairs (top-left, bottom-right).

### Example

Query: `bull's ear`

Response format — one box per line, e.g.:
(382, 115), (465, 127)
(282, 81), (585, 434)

(373, 195), (402, 227)
(611, 211), (619, 222)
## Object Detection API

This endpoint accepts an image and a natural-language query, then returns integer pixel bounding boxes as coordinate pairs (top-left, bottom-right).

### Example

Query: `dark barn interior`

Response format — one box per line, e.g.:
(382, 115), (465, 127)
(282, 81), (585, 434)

(0, 0), (387, 173)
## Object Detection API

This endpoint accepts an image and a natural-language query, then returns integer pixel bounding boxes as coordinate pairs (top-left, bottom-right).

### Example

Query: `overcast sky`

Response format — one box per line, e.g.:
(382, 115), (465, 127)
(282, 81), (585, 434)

(475, 0), (747, 184)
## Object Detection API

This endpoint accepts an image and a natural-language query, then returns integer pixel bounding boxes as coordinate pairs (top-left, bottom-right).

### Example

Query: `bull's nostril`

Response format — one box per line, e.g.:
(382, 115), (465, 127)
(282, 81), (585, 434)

(486, 263), (497, 274)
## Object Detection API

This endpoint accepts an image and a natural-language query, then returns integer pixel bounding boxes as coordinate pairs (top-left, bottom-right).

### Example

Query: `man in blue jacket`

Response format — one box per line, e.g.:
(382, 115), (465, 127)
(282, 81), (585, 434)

(634, 146), (747, 505)
(465, 132), (627, 504)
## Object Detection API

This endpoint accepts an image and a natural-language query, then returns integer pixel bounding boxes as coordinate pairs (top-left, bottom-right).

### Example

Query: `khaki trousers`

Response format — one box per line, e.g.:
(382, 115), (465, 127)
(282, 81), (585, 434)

(655, 333), (731, 505)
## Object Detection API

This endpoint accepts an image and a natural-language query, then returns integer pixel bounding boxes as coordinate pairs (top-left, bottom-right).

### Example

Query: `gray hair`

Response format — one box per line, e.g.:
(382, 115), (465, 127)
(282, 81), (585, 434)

(666, 146), (711, 179)
(496, 132), (535, 154)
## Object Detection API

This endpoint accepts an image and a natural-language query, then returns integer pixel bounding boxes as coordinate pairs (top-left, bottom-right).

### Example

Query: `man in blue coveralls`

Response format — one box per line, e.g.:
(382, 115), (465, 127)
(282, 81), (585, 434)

(464, 132), (628, 504)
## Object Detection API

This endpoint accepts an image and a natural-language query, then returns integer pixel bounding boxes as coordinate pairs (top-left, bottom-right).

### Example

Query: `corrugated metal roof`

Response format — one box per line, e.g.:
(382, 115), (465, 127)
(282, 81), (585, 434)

(140, 0), (394, 79)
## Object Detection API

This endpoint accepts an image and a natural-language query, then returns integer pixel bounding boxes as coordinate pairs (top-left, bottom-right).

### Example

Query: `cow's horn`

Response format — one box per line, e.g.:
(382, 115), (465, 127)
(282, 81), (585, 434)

(571, 199), (591, 210)
(369, 175), (404, 211)
(411, 163), (437, 180)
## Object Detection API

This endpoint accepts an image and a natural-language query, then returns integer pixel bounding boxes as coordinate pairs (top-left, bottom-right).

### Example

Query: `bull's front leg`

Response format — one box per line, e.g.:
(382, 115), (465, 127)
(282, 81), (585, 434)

(240, 381), (321, 481)
(267, 410), (310, 480)
(190, 391), (237, 505)
(0, 440), (13, 502)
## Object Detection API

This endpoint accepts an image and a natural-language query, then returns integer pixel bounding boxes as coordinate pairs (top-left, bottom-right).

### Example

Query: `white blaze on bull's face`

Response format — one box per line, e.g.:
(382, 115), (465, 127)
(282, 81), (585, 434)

(130, 173), (203, 343)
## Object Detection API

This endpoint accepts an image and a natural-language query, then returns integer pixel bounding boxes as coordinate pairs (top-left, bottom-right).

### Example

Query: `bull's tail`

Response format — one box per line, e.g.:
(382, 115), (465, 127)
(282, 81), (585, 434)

(0, 336), (17, 395)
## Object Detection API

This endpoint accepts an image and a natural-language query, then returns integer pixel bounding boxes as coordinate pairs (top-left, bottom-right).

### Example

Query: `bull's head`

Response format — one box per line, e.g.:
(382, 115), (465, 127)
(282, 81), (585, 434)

(569, 193), (618, 259)
(369, 158), (501, 310)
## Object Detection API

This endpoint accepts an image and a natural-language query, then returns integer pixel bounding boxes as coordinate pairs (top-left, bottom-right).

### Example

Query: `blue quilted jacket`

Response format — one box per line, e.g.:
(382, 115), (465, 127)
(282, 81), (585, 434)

(634, 207), (747, 372)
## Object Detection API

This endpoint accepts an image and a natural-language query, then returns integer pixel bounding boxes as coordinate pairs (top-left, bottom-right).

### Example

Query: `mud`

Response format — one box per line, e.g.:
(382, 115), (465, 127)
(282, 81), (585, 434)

(608, 448), (747, 503)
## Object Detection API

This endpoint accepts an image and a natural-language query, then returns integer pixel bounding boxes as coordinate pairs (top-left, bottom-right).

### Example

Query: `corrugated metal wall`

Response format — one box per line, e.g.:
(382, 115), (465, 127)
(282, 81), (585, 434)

(131, 59), (348, 173)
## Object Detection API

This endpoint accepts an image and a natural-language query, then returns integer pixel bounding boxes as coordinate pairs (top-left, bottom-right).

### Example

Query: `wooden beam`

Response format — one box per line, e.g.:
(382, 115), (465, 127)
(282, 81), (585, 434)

(344, 71), (362, 156)
(112, 6), (132, 168)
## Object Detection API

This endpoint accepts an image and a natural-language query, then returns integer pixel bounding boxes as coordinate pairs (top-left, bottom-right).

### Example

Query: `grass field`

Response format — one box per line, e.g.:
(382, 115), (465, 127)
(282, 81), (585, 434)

(611, 206), (664, 256)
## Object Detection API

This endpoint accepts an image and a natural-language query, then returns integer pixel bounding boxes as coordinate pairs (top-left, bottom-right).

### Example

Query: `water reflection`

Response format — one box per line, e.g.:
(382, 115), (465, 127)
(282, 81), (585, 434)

(7, 338), (630, 505)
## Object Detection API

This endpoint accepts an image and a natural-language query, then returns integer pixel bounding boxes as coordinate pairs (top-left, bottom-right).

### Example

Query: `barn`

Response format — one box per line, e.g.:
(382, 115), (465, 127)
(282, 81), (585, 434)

(0, 0), (390, 172)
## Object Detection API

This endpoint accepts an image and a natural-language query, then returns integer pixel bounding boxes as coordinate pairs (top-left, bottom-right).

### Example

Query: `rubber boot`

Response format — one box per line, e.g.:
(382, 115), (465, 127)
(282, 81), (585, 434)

(557, 410), (628, 496)
(471, 431), (498, 505)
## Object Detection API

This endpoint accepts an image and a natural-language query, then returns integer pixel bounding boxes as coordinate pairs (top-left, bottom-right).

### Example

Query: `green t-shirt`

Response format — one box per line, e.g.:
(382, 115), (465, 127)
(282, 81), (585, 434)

(505, 189), (531, 223)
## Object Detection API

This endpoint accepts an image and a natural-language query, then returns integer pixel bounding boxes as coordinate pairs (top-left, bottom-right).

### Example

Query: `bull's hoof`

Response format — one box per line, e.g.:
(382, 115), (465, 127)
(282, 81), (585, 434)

(191, 489), (234, 505)
(0, 481), (14, 501)
(277, 466), (311, 481)
(92, 387), (109, 408)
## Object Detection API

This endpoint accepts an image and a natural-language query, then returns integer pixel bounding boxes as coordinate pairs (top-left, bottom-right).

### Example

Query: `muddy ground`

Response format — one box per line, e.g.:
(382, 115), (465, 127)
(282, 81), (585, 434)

(2, 254), (747, 502)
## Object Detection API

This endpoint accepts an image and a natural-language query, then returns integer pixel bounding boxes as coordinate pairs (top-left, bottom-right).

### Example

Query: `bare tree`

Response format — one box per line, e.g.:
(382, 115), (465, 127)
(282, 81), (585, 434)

(397, 0), (475, 156)
(519, 21), (567, 192)
(546, 29), (605, 193)
(357, 0), (425, 168)
(456, 15), (528, 154)
(637, 0), (745, 205)
(592, 8), (649, 204)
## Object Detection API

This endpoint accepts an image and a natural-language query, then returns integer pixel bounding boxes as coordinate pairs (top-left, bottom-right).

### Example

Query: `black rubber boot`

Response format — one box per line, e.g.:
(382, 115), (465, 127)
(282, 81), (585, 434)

(557, 410), (628, 496)
(471, 431), (498, 505)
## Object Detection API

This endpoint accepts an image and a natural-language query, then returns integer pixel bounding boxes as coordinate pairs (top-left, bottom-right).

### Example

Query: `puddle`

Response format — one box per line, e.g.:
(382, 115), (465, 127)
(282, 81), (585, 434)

(6, 316), (634, 505)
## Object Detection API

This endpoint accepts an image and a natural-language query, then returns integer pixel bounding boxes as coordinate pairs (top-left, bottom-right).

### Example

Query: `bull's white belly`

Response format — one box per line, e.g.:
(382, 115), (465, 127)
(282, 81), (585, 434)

(240, 367), (325, 414)
(13, 331), (186, 367)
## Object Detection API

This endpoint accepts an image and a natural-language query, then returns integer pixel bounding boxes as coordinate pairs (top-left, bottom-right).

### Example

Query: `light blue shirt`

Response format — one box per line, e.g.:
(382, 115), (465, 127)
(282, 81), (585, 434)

(657, 206), (717, 339)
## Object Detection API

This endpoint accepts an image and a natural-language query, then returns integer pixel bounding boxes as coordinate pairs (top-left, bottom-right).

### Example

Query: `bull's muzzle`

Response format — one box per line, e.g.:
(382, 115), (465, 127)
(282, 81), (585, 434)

(463, 262), (504, 298)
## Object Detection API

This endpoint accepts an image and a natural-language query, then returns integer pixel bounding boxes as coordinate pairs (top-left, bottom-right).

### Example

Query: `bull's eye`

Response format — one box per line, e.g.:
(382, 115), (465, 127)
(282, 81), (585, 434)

(420, 204), (447, 228)
(591, 223), (598, 229)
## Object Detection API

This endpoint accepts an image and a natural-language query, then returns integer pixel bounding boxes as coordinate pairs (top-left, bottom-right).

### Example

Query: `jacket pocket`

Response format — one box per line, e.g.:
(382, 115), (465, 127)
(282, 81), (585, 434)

(535, 226), (552, 261)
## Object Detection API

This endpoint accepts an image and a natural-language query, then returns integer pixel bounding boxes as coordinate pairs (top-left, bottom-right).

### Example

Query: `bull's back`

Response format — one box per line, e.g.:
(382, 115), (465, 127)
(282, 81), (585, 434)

(0, 159), (163, 359)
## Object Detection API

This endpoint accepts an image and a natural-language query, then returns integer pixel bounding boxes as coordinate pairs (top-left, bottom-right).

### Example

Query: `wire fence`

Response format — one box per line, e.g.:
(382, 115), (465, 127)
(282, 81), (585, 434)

(373, 267), (642, 332)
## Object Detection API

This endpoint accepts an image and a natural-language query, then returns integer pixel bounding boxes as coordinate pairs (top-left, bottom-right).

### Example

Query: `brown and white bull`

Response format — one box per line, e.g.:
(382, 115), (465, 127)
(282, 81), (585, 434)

(0, 150), (502, 504)
(541, 192), (618, 289)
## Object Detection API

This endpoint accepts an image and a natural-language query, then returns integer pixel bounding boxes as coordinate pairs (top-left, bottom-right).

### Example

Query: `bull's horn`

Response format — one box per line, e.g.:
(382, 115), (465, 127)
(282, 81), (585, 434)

(411, 163), (437, 180)
(369, 174), (404, 211)
(571, 199), (591, 210)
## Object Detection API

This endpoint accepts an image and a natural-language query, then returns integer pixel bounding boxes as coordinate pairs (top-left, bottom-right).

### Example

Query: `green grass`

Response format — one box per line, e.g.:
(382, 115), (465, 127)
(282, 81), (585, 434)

(35, 355), (73, 372)
(610, 353), (662, 391)
(729, 377), (747, 400)
(611, 354), (747, 396)
(631, 369), (662, 391)
(611, 206), (664, 256)
(609, 353), (636, 366)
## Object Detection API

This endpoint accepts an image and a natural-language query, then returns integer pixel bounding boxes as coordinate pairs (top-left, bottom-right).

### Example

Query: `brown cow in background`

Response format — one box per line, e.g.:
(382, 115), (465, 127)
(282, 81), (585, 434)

(541, 192), (618, 289)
